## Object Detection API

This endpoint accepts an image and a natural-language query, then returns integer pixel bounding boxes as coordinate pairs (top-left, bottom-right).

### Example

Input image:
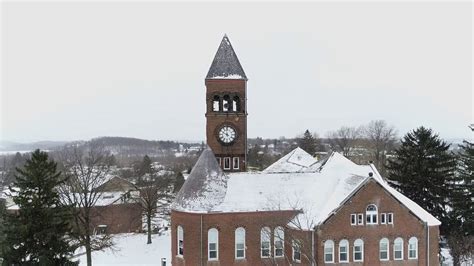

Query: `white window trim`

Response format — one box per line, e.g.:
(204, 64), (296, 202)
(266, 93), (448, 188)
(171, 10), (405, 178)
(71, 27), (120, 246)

(357, 213), (364, 225)
(235, 227), (245, 259)
(388, 213), (394, 224)
(177, 225), (184, 257)
(350, 214), (357, 226)
(223, 157), (231, 170)
(292, 240), (301, 263)
(366, 204), (378, 225)
(324, 240), (335, 263)
(261, 227), (271, 258)
(408, 237), (418, 260)
(339, 240), (349, 263)
(233, 157), (239, 170)
(379, 238), (389, 261)
(381, 213), (387, 224)
(394, 237), (403, 260)
(274, 227), (284, 258)
(208, 228), (218, 261)
(353, 239), (364, 262)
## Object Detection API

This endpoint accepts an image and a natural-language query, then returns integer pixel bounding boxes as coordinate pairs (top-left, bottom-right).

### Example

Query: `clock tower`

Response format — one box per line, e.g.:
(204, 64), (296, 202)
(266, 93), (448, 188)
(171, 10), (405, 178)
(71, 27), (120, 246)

(205, 35), (247, 172)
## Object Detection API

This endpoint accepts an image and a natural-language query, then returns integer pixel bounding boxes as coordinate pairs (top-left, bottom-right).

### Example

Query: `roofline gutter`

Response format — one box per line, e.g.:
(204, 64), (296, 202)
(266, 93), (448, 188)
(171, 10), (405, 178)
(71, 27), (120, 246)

(311, 229), (315, 266)
(426, 221), (429, 266)
(200, 214), (203, 266)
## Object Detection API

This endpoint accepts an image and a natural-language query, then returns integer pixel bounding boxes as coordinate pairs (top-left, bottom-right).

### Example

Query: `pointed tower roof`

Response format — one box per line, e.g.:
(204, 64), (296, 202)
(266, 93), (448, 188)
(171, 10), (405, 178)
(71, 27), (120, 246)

(206, 35), (247, 80)
(172, 148), (229, 212)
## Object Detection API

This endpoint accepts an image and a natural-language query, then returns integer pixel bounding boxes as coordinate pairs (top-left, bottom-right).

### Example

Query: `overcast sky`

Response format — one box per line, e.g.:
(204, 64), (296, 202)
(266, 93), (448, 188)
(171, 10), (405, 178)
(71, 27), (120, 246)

(1, 1), (472, 143)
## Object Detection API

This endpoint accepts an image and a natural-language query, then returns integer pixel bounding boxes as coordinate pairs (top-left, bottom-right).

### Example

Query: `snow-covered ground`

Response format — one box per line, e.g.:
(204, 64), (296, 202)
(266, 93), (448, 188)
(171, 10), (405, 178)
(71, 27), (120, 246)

(75, 233), (171, 265)
(441, 248), (473, 266)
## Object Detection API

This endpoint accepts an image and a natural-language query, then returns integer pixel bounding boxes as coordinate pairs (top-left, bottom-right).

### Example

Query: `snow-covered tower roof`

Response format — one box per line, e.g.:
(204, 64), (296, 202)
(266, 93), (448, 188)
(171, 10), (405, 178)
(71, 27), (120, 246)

(172, 148), (229, 212)
(206, 35), (247, 80)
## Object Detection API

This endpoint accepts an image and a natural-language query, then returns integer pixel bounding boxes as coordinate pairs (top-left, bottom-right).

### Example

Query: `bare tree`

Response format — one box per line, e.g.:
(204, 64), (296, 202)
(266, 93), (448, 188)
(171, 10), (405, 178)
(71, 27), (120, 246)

(57, 144), (114, 266)
(262, 197), (318, 265)
(138, 173), (173, 244)
(361, 120), (397, 172)
(327, 126), (361, 157)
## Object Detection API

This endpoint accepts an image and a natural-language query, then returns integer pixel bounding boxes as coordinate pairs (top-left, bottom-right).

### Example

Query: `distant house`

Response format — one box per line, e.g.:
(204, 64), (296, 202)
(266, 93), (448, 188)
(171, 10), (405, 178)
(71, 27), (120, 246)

(90, 176), (142, 234)
(4, 176), (142, 235)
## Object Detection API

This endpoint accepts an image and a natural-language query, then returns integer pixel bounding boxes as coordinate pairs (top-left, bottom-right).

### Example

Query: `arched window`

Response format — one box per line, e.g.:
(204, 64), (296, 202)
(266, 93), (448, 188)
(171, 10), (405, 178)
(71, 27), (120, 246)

(408, 237), (418, 259)
(366, 204), (378, 224)
(394, 237), (403, 260)
(379, 238), (389, 261)
(232, 95), (241, 112)
(260, 227), (271, 258)
(222, 95), (230, 112)
(324, 240), (334, 263)
(274, 226), (284, 257)
(212, 95), (220, 112)
(177, 225), (184, 256)
(235, 227), (245, 259)
(353, 239), (364, 262)
(208, 228), (218, 260)
(339, 239), (349, 263)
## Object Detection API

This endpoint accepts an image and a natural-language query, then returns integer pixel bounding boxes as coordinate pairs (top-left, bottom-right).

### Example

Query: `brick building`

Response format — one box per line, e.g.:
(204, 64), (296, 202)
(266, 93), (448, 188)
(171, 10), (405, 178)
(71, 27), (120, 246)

(170, 36), (440, 265)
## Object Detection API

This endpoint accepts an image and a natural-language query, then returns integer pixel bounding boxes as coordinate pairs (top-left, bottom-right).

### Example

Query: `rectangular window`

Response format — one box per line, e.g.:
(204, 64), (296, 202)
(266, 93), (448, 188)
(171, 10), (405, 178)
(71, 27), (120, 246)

(236, 243), (245, 258)
(381, 213), (386, 224)
(217, 157), (221, 167)
(292, 241), (301, 262)
(261, 241), (270, 258)
(351, 214), (357, 225)
(274, 240), (284, 257)
(339, 245), (348, 262)
(233, 157), (239, 170)
(357, 213), (364, 225)
(97, 225), (107, 235)
(209, 243), (217, 259)
(409, 240), (418, 259)
(223, 157), (231, 170)
(388, 213), (393, 224)
(394, 242), (403, 260)
(354, 245), (363, 262)
(324, 243), (334, 263)
(380, 242), (388, 260)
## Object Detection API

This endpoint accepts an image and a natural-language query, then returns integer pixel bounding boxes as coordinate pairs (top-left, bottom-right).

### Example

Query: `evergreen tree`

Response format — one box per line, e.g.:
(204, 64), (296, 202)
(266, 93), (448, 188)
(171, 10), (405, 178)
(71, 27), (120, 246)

(138, 155), (153, 177)
(387, 127), (455, 233)
(298, 130), (316, 155)
(452, 127), (474, 234)
(173, 172), (185, 193)
(1, 150), (75, 265)
(446, 126), (473, 265)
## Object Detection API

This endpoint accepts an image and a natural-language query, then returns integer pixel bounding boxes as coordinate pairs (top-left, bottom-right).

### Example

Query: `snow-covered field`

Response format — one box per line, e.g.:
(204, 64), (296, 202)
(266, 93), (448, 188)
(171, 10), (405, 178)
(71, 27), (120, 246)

(75, 233), (171, 265)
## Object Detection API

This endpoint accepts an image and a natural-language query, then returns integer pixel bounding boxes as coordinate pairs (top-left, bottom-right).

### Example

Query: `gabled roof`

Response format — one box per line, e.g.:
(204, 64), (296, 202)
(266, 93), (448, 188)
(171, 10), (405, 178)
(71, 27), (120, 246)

(95, 176), (137, 192)
(263, 147), (320, 173)
(206, 35), (247, 80)
(172, 148), (440, 228)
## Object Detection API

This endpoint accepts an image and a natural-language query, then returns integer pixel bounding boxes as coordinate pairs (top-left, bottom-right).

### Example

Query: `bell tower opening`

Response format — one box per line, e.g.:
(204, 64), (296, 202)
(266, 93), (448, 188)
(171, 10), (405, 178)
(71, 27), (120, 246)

(205, 35), (248, 172)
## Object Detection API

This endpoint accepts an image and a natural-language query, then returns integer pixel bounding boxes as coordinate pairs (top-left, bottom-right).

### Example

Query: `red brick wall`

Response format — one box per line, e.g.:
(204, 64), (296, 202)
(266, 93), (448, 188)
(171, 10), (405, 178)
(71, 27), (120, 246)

(171, 180), (440, 266)
(90, 203), (142, 234)
(205, 79), (247, 171)
(316, 180), (440, 265)
(171, 210), (298, 266)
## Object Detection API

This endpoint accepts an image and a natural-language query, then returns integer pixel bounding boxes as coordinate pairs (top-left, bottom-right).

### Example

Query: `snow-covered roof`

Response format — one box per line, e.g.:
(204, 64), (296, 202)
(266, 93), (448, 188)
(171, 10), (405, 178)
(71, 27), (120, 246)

(206, 35), (247, 80)
(172, 148), (441, 228)
(262, 147), (322, 173)
(172, 148), (228, 212)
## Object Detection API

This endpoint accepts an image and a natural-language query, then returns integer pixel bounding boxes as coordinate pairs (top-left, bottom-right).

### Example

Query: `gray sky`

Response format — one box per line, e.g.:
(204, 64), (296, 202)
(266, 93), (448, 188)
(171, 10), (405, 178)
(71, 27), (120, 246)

(1, 1), (472, 142)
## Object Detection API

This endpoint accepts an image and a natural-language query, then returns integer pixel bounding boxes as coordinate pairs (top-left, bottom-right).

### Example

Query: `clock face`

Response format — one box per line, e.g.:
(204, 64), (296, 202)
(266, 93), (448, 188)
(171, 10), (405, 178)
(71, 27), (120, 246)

(218, 125), (237, 144)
